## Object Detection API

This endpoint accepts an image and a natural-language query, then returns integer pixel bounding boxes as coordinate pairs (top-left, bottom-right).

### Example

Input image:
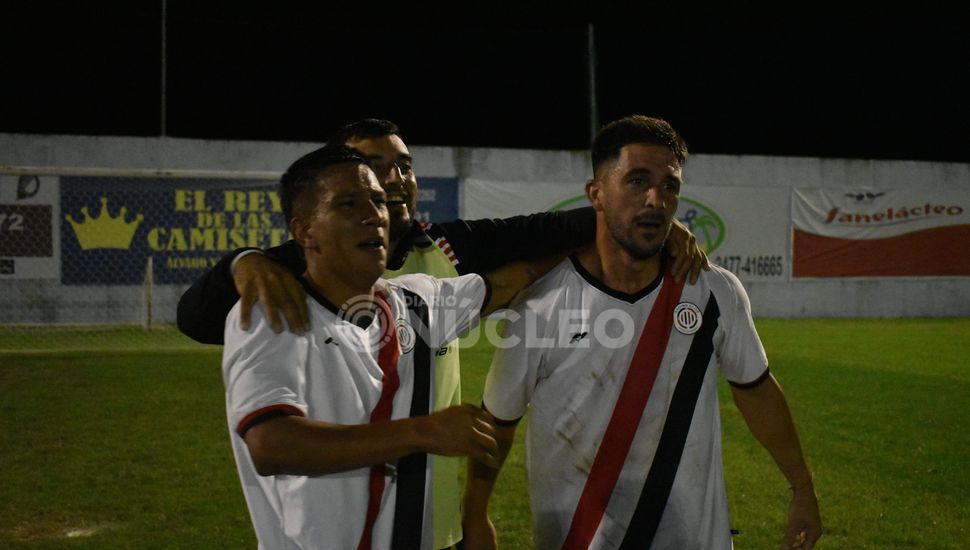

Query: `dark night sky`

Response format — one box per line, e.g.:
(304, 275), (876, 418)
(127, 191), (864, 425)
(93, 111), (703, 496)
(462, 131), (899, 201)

(3, 3), (968, 163)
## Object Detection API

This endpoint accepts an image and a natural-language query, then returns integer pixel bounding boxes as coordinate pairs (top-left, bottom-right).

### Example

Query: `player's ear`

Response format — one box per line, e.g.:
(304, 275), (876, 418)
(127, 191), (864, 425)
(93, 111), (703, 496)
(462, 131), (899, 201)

(291, 215), (314, 250)
(586, 178), (603, 211)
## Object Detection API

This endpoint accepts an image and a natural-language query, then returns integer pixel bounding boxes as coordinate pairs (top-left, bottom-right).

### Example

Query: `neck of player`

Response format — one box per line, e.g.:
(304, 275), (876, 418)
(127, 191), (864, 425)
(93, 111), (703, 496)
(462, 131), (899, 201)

(578, 232), (664, 295)
(304, 264), (377, 313)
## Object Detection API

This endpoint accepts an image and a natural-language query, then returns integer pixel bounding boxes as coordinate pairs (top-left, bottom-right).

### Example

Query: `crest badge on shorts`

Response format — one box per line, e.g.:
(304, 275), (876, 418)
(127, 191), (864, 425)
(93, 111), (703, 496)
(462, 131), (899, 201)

(673, 302), (703, 334)
(396, 318), (416, 353)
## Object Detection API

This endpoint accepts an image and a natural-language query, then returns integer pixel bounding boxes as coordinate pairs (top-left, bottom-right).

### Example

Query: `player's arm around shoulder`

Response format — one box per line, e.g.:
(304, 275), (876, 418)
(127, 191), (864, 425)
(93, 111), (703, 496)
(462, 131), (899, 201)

(178, 240), (307, 344)
(231, 244), (309, 335)
(666, 217), (711, 283)
(481, 252), (571, 315)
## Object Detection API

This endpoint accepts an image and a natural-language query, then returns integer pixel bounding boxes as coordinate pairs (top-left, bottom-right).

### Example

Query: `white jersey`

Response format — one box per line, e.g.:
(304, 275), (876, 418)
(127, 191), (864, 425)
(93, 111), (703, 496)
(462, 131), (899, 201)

(484, 257), (768, 550)
(223, 273), (486, 550)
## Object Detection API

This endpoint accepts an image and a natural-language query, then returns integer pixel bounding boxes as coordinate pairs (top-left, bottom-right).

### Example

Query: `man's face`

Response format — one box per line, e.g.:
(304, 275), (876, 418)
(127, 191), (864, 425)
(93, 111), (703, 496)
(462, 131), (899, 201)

(345, 134), (418, 243)
(296, 163), (389, 285)
(588, 143), (682, 260)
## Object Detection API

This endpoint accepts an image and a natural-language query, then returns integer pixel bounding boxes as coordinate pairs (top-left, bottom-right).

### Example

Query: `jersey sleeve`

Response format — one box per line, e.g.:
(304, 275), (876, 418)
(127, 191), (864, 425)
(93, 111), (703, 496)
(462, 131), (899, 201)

(222, 299), (309, 436)
(712, 269), (770, 385)
(481, 296), (544, 422)
(428, 207), (595, 275)
(176, 240), (305, 345)
(390, 273), (487, 349)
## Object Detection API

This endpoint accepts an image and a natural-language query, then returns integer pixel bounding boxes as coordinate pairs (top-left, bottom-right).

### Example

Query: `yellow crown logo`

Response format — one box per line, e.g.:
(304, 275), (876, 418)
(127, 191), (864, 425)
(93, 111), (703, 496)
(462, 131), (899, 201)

(66, 197), (144, 250)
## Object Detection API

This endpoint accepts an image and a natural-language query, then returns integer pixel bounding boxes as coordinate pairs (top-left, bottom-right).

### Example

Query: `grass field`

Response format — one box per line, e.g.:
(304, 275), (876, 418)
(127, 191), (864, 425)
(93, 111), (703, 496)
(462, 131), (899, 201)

(1, 319), (969, 548)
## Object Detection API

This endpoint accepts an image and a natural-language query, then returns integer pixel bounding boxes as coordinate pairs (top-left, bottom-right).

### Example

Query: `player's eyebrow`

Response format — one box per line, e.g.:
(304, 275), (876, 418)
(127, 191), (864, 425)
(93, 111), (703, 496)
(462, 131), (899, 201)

(327, 189), (365, 202)
(363, 153), (413, 163)
(664, 173), (683, 186)
(624, 167), (653, 178)
(623, 167), (682, 183)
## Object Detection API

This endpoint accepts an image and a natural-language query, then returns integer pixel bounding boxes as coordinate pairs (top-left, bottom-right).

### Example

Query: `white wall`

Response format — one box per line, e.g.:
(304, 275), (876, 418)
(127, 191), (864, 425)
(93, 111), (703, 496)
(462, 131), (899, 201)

(2, 132), (968, 320)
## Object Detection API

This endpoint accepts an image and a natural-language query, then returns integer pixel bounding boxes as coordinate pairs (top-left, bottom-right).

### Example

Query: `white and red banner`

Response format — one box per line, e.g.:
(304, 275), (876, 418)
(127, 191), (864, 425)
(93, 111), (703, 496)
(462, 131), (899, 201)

(792, 188), (970, 277)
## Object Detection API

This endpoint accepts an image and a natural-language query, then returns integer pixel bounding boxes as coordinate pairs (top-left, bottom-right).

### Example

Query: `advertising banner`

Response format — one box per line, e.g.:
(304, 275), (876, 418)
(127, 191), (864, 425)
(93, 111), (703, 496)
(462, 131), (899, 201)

(463, 180), (790, 282)
(0, 174), (59, 279)
(792, 188), (970, 277)
(413, 177), (458, 224)
(59, 175), (460, 285)
(61, 176), (284, 285)
(686, 186), (790, 282)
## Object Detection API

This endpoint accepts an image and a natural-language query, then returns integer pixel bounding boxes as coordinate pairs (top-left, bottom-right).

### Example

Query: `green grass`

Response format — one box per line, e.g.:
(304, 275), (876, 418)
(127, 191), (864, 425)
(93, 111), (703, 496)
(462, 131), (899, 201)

(0, 324), (206, 354)
(724, 319), (970, 549)
(1, 319), (968, 548)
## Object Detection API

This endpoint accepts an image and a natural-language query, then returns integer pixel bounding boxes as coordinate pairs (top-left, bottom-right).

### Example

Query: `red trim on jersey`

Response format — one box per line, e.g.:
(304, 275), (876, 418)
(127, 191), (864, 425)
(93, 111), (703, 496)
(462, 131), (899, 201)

(357, 292), (402, 550)
(235, 404), (305, 436)
(433, 236), (460, 267)
(561, 269), (686, 549)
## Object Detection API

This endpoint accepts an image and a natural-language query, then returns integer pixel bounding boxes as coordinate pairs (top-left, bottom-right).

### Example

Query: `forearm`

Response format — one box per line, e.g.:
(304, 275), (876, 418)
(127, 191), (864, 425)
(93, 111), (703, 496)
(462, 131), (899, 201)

(731, 375), (813, 488)
(245, 415), (432, 477)
(482, 253), (568, 315)
(463, 422), (516, 519)
(246, 403), (498, 477)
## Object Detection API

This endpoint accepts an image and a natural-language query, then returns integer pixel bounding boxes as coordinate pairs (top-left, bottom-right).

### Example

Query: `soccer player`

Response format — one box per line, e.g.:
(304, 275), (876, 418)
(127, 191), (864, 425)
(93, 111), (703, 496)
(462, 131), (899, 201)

(223, 145), (539, 548)
(462, 116), (822, 550)
(180, 118), (708, 549)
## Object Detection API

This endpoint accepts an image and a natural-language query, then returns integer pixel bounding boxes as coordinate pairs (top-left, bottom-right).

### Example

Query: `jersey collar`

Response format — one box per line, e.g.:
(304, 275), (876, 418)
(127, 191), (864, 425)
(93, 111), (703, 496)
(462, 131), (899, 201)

(568, 254), (667, 304)
(298, 276), (376, 329)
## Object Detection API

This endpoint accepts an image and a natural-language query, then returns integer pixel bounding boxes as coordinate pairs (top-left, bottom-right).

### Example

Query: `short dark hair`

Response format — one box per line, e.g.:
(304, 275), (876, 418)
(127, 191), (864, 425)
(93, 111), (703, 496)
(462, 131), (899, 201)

(279, 145), (370, 223)
(591, 115), (688, 175)
(330, 118), (402, 146)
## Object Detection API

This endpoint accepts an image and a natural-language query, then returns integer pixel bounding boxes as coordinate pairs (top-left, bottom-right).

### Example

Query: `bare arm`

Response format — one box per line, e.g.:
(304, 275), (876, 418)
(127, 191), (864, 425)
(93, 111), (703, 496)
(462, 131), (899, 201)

(731, 374), (822, 550)
(462, 418), (519, 550)
(244, 404), (499, 477)
(481, 253), (569, 315)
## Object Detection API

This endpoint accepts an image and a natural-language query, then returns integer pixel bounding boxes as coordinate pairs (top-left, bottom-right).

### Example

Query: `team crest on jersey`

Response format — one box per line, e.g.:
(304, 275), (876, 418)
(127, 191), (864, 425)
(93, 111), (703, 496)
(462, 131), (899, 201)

(673, 302), (703, 334)
(396, 319), (416, 353)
